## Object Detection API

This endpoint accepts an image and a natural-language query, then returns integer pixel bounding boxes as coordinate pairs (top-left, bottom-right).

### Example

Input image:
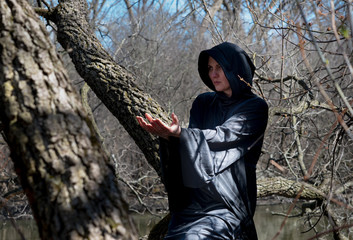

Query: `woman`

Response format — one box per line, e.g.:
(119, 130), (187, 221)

(137, 42), (268, 240)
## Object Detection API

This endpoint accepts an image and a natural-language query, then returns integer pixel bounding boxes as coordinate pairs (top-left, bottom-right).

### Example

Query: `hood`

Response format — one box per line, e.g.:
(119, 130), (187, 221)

(198, 42), (255, 99)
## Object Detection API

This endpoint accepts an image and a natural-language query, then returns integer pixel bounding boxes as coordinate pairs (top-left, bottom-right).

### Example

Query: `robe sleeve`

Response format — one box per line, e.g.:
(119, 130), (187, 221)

(159, 137), (192, 212)
(179, 97), (268, 188)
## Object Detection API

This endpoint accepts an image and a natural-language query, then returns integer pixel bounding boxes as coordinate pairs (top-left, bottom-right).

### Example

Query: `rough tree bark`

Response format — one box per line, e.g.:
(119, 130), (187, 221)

(257, 177), (324, 200)
(46, 0), (167, 177)
(0, 0), (137, 239)
(1, 0), (347, 239)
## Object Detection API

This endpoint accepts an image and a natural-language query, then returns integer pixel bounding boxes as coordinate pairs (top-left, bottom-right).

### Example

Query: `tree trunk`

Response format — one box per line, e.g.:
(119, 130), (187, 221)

(0, 0), (137, 239)
(47, 0), (167, 177)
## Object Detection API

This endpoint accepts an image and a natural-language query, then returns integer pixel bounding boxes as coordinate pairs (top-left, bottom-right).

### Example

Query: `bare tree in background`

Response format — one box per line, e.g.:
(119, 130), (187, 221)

(240, 1), (353, 239)
(0, 0), (352, 240)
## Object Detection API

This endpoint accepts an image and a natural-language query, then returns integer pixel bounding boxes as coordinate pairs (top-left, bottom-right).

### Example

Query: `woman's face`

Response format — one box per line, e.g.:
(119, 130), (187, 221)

(208, 56), (232, 97)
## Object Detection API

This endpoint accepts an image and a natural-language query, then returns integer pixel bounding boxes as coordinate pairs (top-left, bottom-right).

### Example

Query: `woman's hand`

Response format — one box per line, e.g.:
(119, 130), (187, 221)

(136, 113), (181, 140)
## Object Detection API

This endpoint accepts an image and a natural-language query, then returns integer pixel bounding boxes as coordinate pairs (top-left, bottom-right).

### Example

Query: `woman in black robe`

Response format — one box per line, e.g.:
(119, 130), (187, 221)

(137, 42), (268, 240)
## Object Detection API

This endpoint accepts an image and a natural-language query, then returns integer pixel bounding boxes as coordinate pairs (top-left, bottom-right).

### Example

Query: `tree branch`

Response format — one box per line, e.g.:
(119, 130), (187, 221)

(49, 0), (168, 176)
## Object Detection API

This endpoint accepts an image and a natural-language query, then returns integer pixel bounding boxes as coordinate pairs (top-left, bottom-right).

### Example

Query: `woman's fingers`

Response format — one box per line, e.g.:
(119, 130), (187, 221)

(137, 116), (155, 133)
(154, 118), (168, 130)
(137, 116), (161, 136)
(145, 113), (155, 123)
(137, 115), (163, 136)
(136, 116), (149, 129)
(137, 113), (180, 139)
(171, 113), (179, 125)
(136, 116), (145, 128)
(136, 116), (145, 124)
(170, 113), (181, 136)
(144, 113), (167, 132)
(137, 115), (157, 130)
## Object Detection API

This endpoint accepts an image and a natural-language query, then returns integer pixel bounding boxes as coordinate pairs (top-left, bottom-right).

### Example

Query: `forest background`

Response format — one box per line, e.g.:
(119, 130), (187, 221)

(0, 0), (352, 239)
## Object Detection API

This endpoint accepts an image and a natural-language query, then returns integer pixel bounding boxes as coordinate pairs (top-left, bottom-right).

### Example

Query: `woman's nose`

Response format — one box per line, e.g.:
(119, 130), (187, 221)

(210, 70), (218, 78)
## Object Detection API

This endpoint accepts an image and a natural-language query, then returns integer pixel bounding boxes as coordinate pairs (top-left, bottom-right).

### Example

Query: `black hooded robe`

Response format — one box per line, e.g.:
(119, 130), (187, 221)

(160, 42), (268, 240)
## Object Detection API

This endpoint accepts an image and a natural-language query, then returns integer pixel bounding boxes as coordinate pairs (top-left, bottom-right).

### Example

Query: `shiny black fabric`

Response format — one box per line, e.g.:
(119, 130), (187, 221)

(160, 42), (268, 240)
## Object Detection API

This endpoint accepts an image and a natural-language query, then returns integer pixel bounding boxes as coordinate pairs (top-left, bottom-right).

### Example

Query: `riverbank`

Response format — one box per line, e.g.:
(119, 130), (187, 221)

(0, 204), (331, 240)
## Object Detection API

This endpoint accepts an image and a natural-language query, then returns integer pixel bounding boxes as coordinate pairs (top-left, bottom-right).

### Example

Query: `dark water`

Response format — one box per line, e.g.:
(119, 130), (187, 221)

(0, 205), (331, 240)
(253, 204), (331, 240)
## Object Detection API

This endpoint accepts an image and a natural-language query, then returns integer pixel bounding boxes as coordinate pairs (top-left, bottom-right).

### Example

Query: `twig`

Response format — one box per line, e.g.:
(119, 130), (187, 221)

(330, 0), (353, 118)
(201, 0), (224, 43)
(307, 223), (353, 240)
(118, 176), (158, 216)
(238, 75), (264, 99)
(296, 0), (353, 140)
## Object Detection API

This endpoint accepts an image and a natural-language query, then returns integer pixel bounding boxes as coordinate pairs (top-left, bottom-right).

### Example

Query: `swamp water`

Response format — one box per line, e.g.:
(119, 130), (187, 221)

(0, 205), (331, 240)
